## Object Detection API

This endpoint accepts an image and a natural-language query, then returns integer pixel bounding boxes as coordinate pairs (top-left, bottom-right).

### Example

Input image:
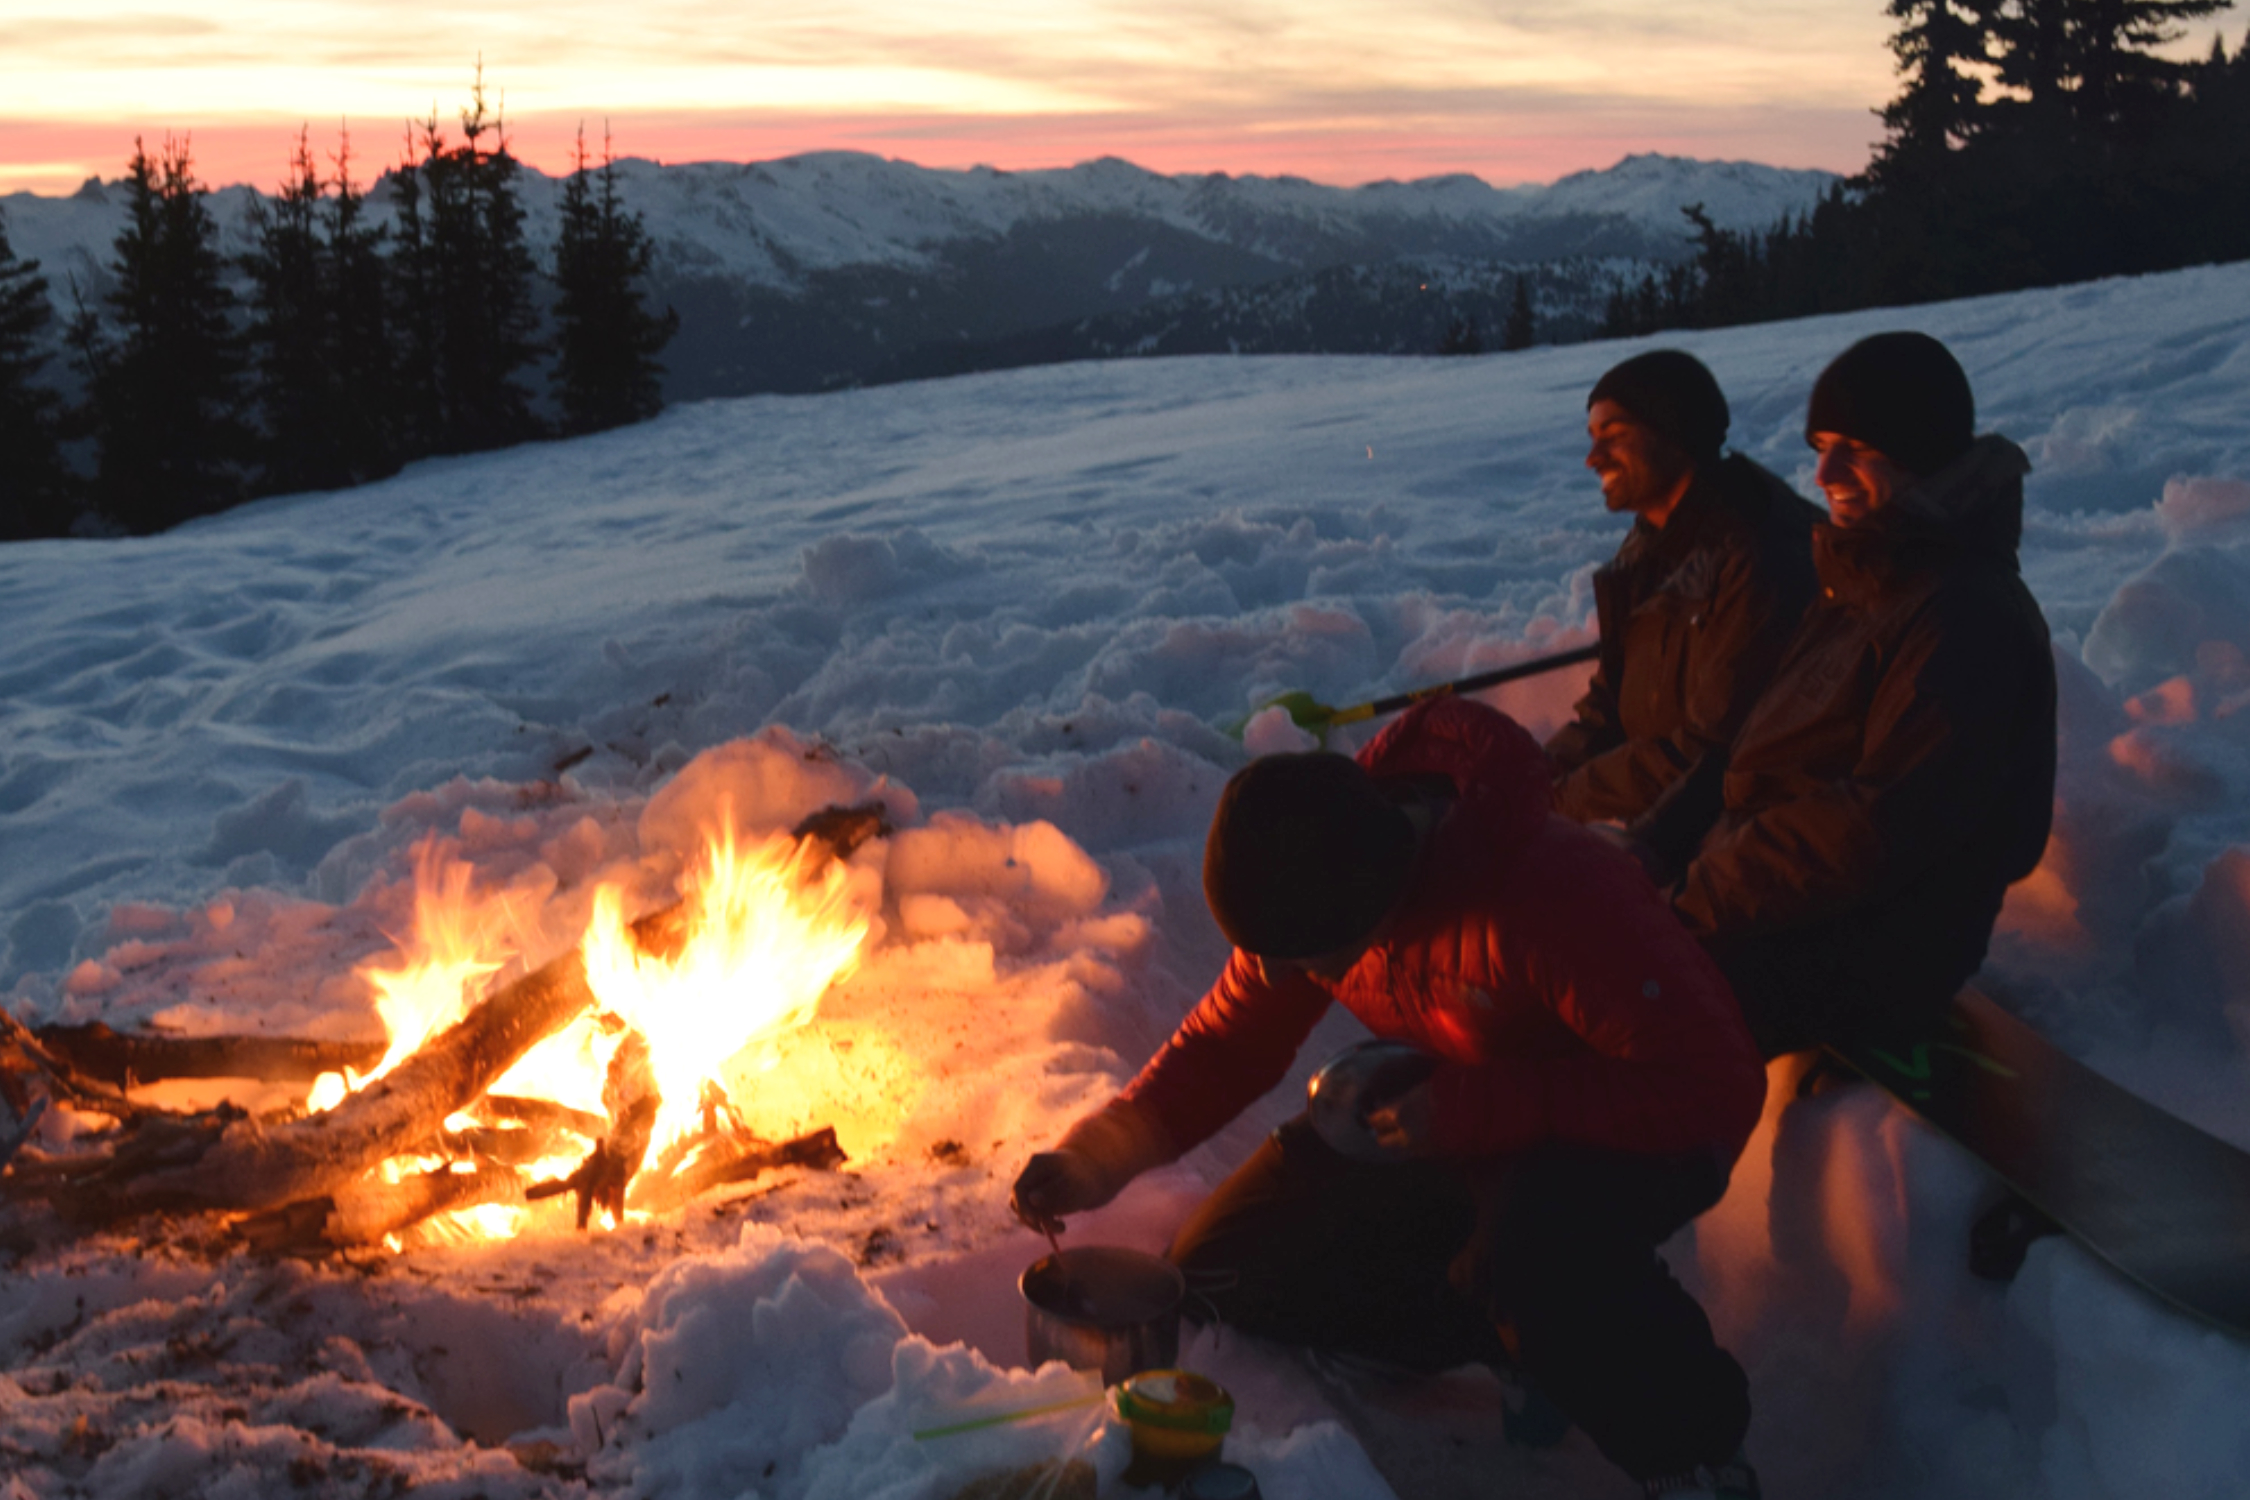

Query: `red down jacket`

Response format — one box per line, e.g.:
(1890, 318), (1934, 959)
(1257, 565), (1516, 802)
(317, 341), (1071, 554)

(1089, 697), (1767, 1170)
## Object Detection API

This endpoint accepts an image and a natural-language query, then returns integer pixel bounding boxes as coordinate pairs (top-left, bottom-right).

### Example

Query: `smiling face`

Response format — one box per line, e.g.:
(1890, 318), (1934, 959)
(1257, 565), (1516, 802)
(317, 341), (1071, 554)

(1585, 399), (1696, 527)
(1809, 430), (1919, 527)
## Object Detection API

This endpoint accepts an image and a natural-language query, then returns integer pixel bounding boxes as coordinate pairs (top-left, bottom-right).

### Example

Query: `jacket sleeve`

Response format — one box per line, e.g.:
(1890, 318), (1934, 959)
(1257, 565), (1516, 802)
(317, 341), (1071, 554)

(1555, 539), (1805, 833)
(1423, 839), (1768, 1161)
(1108, 948), (1334, 1161)
(1674, 584), (2047, 941)
(1543, 665), (1623, 784)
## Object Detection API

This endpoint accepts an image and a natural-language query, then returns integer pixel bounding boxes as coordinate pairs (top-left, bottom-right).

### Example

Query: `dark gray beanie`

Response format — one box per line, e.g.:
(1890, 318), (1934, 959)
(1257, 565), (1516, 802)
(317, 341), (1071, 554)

(1588, 349), (1730, 463)
(1805, 331), (1975, 477)
(1202, 753), (1415, 960)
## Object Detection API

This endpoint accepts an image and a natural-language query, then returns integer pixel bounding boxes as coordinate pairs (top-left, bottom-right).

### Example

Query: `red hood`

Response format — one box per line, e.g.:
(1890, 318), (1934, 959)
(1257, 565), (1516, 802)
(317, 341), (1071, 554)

(1358, 696), (1554, 851)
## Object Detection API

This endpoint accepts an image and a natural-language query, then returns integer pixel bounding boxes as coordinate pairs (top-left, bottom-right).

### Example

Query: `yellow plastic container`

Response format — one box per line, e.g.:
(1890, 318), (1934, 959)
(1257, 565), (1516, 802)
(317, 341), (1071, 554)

(1111, 1369), (1234, 1476)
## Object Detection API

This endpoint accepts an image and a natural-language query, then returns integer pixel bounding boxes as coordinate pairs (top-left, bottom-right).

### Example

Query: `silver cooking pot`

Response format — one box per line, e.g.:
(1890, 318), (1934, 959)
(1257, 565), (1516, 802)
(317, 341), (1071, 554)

(1020, 1245), (1184, 1386)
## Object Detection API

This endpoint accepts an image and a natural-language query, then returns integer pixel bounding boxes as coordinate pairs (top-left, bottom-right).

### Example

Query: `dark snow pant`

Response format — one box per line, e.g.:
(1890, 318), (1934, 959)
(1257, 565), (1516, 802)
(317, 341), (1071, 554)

(1166, 1115), (1750, 1482)
(1711, 925), (1961, 1059)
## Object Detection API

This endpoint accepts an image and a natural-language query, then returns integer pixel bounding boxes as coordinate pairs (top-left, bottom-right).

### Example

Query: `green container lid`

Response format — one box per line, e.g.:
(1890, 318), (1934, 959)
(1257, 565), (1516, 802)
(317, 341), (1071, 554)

(1110, 1369), (1235, 1435)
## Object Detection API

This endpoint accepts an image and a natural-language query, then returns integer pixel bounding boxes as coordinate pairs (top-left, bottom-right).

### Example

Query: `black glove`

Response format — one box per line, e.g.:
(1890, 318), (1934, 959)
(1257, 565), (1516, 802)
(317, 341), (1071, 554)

(1010, 1149), (1123, 1235)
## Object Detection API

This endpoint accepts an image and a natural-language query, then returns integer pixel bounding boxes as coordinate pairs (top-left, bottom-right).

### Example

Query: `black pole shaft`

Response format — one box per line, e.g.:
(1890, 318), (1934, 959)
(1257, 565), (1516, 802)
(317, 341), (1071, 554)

(1352, 641), (1599, 721)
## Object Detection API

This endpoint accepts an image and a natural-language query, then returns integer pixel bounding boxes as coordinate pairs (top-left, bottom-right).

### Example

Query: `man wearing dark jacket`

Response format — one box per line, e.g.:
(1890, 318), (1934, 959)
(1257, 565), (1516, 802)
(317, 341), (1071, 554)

(1549, 351), (1822, 872)
(1013, 697), (1768, 1498)
(1674, 332), (2057, 1057)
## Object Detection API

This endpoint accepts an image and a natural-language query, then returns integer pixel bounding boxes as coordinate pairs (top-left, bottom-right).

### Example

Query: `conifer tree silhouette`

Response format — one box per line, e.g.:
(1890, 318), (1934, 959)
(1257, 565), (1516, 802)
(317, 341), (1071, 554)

(244, 127), (401, 493)
(1502, 274), (1536, 351)
(244, 130), (335, 493)
(322, 129), (402, 485)
(70, 137), (252, 534)
(0, 207), (75, 539)
(552, 124), (678, 435)
(389, 66), (542, 456)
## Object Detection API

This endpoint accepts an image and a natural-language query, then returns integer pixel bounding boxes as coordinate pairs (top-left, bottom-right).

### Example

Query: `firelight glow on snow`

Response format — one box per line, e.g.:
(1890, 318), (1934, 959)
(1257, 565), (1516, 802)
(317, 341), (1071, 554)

(5, 251), (2250, 1497)
(0, 0), (1905, 192)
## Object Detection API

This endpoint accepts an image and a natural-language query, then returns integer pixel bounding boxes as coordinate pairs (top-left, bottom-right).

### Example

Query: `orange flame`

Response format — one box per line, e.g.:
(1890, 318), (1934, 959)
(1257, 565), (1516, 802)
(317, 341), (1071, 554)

(308, 840), (541, 1112)
(579, 823), (873, 1152)
(307, 815), (877, 1243)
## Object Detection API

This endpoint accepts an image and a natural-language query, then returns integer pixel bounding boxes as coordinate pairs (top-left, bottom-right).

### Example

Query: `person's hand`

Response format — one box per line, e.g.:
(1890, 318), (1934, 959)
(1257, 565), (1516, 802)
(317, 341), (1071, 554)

(1010, 1148), (1122, 1234)
(1361, 1080), (1434, 1156)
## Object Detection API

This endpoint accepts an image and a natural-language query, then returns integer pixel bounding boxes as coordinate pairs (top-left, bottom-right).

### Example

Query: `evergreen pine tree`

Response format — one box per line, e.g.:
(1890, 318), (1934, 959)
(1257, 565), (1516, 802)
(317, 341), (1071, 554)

(71, 137), (253, 534)
(385, 125), (443, 461)
(244, 130), (335, 493)
(2063, 0), (2228, 132)
(243, 127), (402, 493)
(435, 69), (542, 451)
(1501, 275), (1536, 350)
(1876, 0), (1996, 163)
(322, 129), (403, 484)
(0, 207), (75, 539)
(388, 68), (543, 457)
(552, 125), (678, 434)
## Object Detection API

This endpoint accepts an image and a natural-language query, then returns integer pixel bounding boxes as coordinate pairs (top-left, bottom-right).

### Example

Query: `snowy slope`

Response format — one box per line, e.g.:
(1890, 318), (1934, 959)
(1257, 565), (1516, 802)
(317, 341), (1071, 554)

(2, 259), (2250, 1499)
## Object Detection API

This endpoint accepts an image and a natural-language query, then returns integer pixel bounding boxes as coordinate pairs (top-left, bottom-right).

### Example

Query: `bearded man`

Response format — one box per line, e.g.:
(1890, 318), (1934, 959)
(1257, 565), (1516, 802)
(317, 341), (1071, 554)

(1549, 350), (1822, 875)
(1674, 332), (2057, 1056)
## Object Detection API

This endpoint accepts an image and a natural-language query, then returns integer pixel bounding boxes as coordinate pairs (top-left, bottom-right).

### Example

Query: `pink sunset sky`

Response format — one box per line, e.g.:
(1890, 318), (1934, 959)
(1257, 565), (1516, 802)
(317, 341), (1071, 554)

(0, 1), (2231, 196)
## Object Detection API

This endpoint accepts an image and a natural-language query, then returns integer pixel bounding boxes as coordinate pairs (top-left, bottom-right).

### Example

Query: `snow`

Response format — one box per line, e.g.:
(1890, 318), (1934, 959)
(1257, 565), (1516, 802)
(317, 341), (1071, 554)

(3, 255), (2250, 1498)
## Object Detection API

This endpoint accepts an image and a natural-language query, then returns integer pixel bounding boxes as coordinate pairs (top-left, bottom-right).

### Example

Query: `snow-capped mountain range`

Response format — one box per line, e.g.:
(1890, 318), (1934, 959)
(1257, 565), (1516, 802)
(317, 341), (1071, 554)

(3, 151), (1836, 398)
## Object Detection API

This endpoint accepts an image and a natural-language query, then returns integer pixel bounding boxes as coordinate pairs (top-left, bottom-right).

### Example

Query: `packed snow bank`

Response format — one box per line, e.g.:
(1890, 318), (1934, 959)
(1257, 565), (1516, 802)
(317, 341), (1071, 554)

(4, 259), (2250, 1498)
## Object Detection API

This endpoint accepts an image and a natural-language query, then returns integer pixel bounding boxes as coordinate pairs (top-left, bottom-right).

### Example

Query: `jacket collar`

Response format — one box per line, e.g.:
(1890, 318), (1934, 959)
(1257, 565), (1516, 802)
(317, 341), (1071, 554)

(1814, 435), (2030, 603)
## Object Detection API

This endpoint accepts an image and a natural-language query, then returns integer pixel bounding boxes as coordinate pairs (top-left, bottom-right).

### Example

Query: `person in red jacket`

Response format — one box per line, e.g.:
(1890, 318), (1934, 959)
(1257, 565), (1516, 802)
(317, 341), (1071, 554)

(1012, 696), (1768, 1498)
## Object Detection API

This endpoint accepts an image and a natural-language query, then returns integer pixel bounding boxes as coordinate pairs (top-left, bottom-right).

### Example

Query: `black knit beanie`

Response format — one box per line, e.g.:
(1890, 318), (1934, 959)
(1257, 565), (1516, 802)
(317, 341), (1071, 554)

(1587, 349), (1730, 464)
(1805, 331), (1975, 478)
(1202, 753), (1416, 960)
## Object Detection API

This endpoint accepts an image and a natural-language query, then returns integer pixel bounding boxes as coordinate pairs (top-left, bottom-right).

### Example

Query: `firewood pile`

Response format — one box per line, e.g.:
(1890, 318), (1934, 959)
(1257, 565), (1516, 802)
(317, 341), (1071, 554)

(0, 803), (888, 1254)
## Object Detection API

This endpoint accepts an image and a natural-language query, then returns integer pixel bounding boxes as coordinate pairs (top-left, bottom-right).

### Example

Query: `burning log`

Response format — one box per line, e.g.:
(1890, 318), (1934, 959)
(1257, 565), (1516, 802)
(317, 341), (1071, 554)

(442, 1095), (608, 1166)
(34, 1021), (387, 1088)
(528, 1031), (661, 1228)
(628, 1126), (846, 1215)
(238, 1164), (529, 1253)
(7, 800), (891, 1237)
(25, 945), (600, 1220)
(0, 1008), (167, 1126)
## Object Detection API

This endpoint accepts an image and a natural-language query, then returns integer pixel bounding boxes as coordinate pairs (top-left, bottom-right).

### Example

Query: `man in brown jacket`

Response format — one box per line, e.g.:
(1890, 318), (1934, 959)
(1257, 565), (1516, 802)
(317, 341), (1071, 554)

(1673, 332), (2057, 1056)
(1548, 351), (1822, 873)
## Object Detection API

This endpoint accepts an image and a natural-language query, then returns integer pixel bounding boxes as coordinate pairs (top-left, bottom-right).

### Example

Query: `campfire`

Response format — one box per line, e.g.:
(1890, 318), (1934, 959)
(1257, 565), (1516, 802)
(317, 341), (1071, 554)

(0, 802), (897, 1254)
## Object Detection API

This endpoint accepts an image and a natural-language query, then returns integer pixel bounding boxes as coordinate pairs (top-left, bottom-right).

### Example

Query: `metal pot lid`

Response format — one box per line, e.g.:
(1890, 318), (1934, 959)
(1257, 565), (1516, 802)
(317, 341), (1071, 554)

(1306, 1039), (1438, 1163)
(1020, 1245), (1185, 1327)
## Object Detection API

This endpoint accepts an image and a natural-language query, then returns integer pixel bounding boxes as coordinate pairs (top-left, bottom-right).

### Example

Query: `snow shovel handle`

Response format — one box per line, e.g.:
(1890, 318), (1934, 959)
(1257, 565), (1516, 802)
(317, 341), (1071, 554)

(1321, 641), (1600, 728)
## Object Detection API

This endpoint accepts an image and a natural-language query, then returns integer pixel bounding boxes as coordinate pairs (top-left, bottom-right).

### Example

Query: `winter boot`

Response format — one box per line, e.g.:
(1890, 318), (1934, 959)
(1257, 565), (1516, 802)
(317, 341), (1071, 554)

(1642, 1449), (1761, 1499)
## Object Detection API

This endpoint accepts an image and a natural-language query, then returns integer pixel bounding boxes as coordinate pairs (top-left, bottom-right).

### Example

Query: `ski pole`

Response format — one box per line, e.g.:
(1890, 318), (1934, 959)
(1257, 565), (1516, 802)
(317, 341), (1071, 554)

(1232, 641), (1599, 741)
(912, 1389), (1106, 1441)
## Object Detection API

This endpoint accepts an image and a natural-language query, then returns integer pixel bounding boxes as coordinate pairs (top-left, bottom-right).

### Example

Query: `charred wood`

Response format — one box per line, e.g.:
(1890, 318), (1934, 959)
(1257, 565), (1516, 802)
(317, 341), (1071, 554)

(629, 1126), (845, 1215)
(0, 1008), (166, 1126)
(21, 945), (599, 1219)
(238, 1164), (529, 1253)
(34, 1022), (387, 1088)
(790, 801), (894, 862)
(528, 1031), (659, 1228)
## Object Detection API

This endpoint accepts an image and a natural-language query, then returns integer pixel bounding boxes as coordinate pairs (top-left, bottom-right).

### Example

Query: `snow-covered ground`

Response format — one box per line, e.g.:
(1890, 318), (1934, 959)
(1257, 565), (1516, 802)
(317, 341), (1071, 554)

(5, 257), (2250, 1499)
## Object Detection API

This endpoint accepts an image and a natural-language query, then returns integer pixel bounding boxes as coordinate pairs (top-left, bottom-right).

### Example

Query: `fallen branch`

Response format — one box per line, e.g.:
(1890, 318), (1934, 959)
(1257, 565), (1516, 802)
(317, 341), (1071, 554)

(29, 946), (600, 1220)
(238, 1164), (529, 1253)
(628, 1126), (846, 1215)
(442, 1094), (607, 1167)
(528, 1031), (660, 1228)
(34, 1022), (387, 1088)
(0, 1008), (168, 1125)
